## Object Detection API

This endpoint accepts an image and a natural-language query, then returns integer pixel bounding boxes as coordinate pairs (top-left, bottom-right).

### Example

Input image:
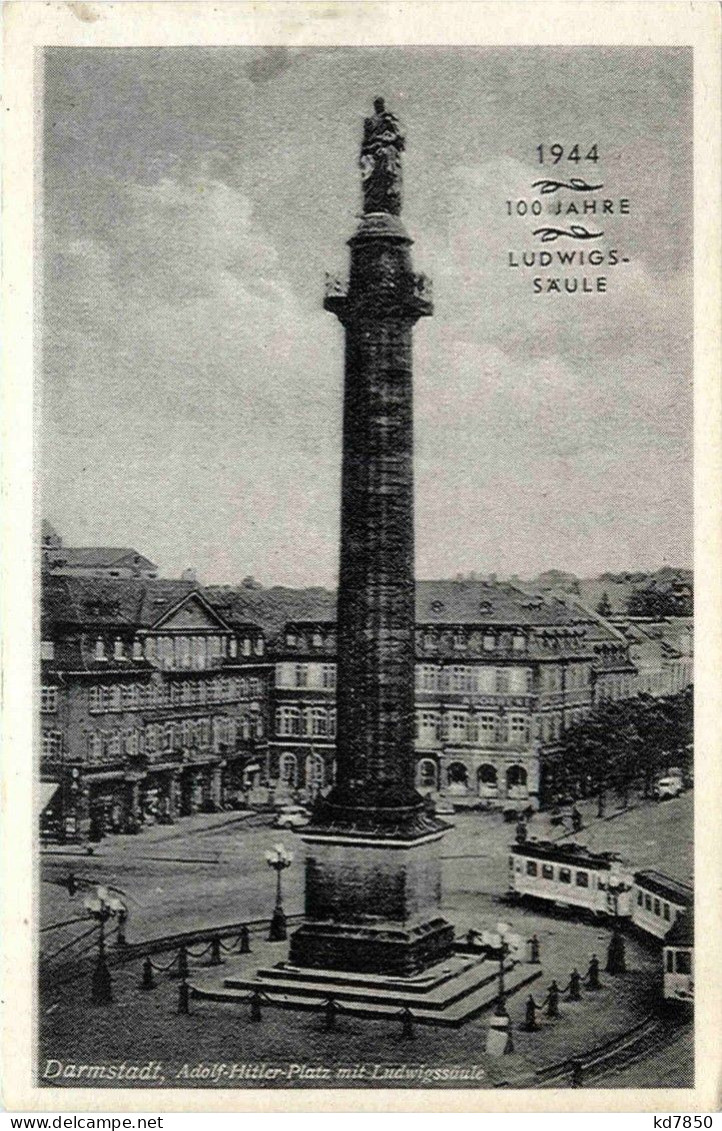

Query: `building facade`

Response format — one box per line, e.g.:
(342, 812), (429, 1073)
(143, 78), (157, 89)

(265, 580), (638, 810)
(610, 616), (694, 697)
(40, 576), (270, 839)
(42, 520), (158, 579)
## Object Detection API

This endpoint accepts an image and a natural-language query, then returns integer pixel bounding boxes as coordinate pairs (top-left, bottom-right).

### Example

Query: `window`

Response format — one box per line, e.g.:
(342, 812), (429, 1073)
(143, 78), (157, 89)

(295, 664), (308, 688)
(307, 708), (328, 737)
(107, 732), (121, 759)
(645, 894), (652, 911)
(312, 631), (323, 648)
(41, 640), (55, 661)
(675, 951), (692, 975)
(121, 683), (137, 710)
(508, 668), (530, 694)
(255, 637), (264, 656)
(276, 706), (301, 737)
(255, 716), (264, 738)
(559, 867), (571, 884)
(95, 638), (106, 661)
(132, 639), (143, 660)
(242, 637), (252, 657)
(637, 891), (643, 906)
(285, 630), (297, 647)
(526, 860), (538, 876)
(453, 630), (466, 651)
(229, 637), (238, 659)
(448, 712), (468, 741)
(178, 636), (191, 669)
(477, 713), (497, 741)
(512, 633), (526, 653)
(89, 685), (102, 713)
(666, 950), (674, 973)
(416, 711), (437, 747)
(496, 669), (509, 694)
(42, 731), (62, 758)
(663, 903), (671, 921)
(113, 638), (124, 661)
(322, 664), (336, 690)
(280, 752), (297, 784)
(87, 732), (102, 763)
(483, 634), (495, 652)
(576, 871), (589, 888)
(106, 685), (121, 711)
(508, 714), (529, 743)
(654, 898), (661, 916)
(41, 686), (58, 712)
(449, 666), (472, 692)
(542, 863), (554, 880)
(146, 724), (157, 752)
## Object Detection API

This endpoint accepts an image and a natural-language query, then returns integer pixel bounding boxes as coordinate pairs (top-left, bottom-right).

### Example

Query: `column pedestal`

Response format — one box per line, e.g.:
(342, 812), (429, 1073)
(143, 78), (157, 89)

(289, 820), (454, 976)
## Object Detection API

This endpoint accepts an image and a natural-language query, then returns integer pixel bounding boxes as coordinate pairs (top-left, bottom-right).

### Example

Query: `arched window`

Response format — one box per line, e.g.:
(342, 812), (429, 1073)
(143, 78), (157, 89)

(280, 752), (297, 785)
(446, 762), (469, 793)
(506, 764), (528, 798)
(276, 706), (300, 737)
(417, 759), (438, 790)
(477, 763), (498, 785)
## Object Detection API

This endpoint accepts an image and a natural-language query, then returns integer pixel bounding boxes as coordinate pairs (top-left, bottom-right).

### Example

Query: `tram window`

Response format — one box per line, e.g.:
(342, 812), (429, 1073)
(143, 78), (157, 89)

(645, 894), (652, 911)
(559, 868), (571, 884)
(542, 863), (554, 880)
(526, 860), (538, 876)
(654, 898), (661, 916)
(576, 871), (589, 888)
(676, 951), (692, 975)
(637, 891), (643, 906)
(666, 950), (674, 973)
(663, 903), (670, 921)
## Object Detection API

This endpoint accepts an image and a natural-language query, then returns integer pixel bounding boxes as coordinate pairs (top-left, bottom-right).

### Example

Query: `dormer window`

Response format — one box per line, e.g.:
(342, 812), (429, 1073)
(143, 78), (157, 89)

(312, 631), (323, 648)
(114, 638), (124, 661)
(242, 637), (252, 657)
(512, 633), (526, 652)
(133, 639), (143, 660)
(453, 630), (466, 651)
(229, 637), (238, 659)
(286, 630), (296, 648)
(431, 600), (444, 614)
(95, 638), (106, 661)
(255, 637), (264, 656)
(483, 633), (495, 652)
(479, 600), (492, 614)
(41, 640), (55, 661)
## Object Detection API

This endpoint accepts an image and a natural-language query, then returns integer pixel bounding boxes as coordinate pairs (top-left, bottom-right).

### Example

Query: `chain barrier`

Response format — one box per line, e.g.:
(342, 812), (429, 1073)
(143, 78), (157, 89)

(40, 922), (100, 965)
(147, 952), (180, 974)
(186, 942), (213, 959)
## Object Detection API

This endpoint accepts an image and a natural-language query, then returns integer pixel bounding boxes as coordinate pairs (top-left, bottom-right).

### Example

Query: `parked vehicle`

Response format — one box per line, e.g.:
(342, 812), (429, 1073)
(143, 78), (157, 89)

(653, 774), (683, 800)
(275, 805), (311, 829)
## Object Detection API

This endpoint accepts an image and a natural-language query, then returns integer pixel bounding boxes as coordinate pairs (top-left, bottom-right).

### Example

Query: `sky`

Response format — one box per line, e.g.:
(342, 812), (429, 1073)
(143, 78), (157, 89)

(41, 46), (693, 586)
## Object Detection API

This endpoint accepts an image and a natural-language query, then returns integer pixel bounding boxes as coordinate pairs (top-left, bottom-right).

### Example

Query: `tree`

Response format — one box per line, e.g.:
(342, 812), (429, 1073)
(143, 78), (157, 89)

(596, 592), (612, 617)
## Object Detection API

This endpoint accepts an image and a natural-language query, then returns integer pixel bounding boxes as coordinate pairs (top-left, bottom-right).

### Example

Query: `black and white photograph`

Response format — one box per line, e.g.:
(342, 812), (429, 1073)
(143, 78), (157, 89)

(3, 2), (720, 1111)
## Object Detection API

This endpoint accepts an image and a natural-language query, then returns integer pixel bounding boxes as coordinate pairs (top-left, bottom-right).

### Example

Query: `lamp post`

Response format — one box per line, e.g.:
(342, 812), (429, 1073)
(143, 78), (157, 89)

(490, 921), (522, 1015)
(265, 843), (293, 941)
(84, 884), (126, 1004)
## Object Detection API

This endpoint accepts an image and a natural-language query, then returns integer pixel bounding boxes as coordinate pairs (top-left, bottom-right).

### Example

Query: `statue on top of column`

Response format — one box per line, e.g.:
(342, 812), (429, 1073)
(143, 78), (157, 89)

(360, 97), (405, 216)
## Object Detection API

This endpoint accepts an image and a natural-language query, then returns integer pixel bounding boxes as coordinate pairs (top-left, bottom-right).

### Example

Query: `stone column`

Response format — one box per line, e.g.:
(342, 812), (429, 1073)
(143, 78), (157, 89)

(289, 100), (453, 977)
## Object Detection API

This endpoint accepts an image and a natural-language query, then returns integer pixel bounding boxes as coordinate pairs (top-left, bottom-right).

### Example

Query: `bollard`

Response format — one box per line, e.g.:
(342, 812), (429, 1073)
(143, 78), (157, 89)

(546, 981), (559, 1019)
(606, 929), (627, 975)
(210, 936), (222, 966)
(400, 1006), (415, 1041)
(529, 935), (540, 964)
(324, 998), (339, 1031)
(116, 910), (128, 947)
(178, 979), (190, 1015)
(568, 969), (582, 1001)
(486, 1002), (514, 1056)
(141, 957), (154, 991)
(250, 990), (262, 1022)
(587, 954), (601, 991)
(177, 945), (189, 981)
(571, 1059), (584, 1088)
(239, 925), (251, 954)
(524, 995), (537, 1032)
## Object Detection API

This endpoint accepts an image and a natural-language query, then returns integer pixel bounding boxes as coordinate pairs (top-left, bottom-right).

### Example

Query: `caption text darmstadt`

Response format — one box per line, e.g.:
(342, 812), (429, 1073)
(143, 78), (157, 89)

(42, 1060), (486, 1085)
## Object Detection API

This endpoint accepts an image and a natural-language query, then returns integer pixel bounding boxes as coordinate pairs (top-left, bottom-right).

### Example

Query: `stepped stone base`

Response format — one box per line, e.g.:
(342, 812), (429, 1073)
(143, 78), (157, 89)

(190, 947), (543, 1028)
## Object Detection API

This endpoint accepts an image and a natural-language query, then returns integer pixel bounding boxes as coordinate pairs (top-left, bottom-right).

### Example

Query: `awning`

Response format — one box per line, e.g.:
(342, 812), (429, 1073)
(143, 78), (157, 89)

(38, 782), (59, 814)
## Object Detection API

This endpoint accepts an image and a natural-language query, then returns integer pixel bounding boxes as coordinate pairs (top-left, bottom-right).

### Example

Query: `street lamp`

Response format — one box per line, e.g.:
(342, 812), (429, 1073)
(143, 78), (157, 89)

(483, 920), (523, 1015)
(83, 884), (126, 1004)
(265, 843), (293, 941)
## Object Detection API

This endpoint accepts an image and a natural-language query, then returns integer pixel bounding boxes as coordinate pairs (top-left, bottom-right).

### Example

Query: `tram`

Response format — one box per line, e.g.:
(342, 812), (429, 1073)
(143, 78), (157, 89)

(508, 841), (633, 918)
